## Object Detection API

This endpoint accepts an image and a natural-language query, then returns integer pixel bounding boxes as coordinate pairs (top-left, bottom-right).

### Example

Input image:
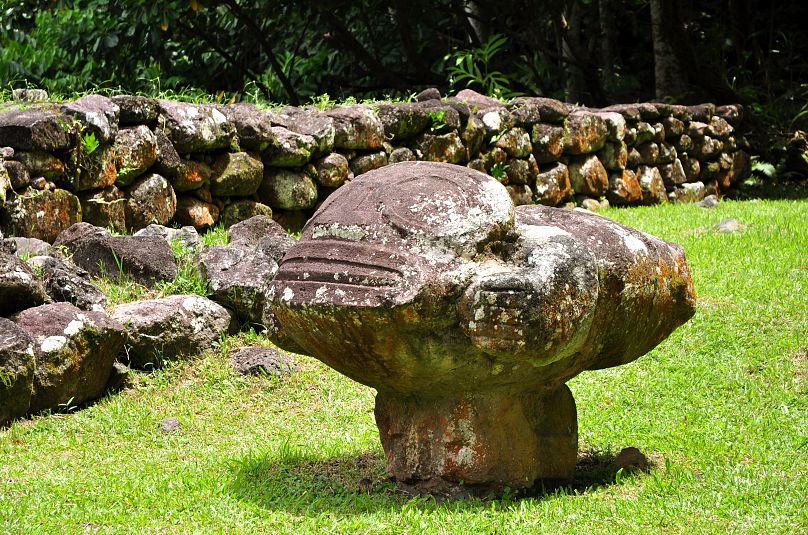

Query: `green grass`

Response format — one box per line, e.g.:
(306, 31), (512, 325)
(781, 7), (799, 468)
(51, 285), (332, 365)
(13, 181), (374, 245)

(1, 199), (806, 533)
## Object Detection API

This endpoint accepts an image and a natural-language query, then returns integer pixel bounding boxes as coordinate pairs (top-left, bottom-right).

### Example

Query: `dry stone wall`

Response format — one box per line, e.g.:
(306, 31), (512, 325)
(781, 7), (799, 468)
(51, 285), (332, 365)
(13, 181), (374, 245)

(0, 89), (751, 241)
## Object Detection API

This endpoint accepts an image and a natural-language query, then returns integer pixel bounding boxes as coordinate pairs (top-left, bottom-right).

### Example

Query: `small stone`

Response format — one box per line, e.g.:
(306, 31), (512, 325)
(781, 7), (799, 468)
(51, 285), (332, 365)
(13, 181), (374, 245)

(495, 127), (532, 158)
(0, 109), (71, 152)
(218, 200), (273, 228)
(113, 125), (158, 186)
(388, 147), (416, 164)
(349, 151), (388, 176)
(312, 153), (350, 187)
(124, 173), (177, 231)
(110, 95), (158, 125)
(0, 188), (82, 243)
(531, 123), (565, 163)
(563, 112), (608, 154)
(210, 152), (263, 196)
(230, 346), (295, 376)
(611, 447), (649, 472)
(637, 166), (667, 205)
(134, 223), (201, 251)
(12, 88), (48, 102)
(27, 255), (107, 312)
(535, 162), (572, 206)
(412, 131), (465, 164)
(715, 218), (745, 233)
(568, 154), (608, 197)
(157, 100), (235, 153)
(78, 186), (127, 234)
(327, 105), (384, 150)
(697, 194), (719, 209)
(415, 88), (441, 101)
(258, 168), (318, 210)
(0, 249), (48, 316)
(172, 197), (220, 231)
(263, 126), (315, 167)
(218, 103), (276, 152)
(60, 95), (120, 144)
(160, 417), (181, 435)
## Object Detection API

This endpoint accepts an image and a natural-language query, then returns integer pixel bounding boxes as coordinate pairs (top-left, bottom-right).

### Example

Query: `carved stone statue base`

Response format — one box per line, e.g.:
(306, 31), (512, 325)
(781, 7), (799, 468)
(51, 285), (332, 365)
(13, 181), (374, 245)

(374, 385), (578, 495)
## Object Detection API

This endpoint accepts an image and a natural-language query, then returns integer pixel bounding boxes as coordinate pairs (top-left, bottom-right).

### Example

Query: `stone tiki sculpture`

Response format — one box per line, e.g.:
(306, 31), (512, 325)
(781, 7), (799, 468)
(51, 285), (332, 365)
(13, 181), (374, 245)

(268, 161), (696, 494)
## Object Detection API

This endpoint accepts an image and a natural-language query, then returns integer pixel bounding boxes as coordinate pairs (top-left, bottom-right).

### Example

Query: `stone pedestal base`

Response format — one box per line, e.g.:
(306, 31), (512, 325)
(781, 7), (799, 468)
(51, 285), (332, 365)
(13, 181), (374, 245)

(374, 385), (577, 495)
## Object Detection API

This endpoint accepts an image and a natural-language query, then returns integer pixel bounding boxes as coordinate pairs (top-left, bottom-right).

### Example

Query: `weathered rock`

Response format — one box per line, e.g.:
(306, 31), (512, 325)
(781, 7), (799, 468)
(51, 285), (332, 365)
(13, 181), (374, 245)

(455, 89), (505, 112)
(270, 107), (336, 155)
(634, 122), (656, 145)
(637, 166), (667, 205)
(686, 103), (715, 122)
(531, 123), (564, 163)
(637, 142), (660, 165)
(388, 147), (417, 164)
(510, 97), (570, 123)
(0, 109), (71, 152)
(595, 111), (627, 142)
(494, 127), (532, 158)
(659, 159), (687, 187)
(218, 103), (277, 152)
(658, 141), (677, 164)
(327, 105), (384, 150)
(61, 95), (120, 144)
(706, 116), (732, 139)
(259, 168), (318, 210)
(598, 141), (628, 171)
(680, 153), (701, 182)
(415, 88), (441, 102)
(697, 194), (719, 208)
(230, 346), (295, 377)
(54, 223), (177, 286)
(124, 173), (176, 230)
(412, 131), (465, 164)
(72, 143), (118, 191)
(568, 154), (608, 197)
(602, 103), (642, 122)
(78, 186), (127, 233)
(267, 161), (695, 494)
(12, 151), (65, 181)
(377, 102), (432, 141)
(173, 197), (219, 230)
(8, 236), (54, 258)
(113, 125), (159, 186)
(563, 112), (608, 154)
(0, 249), (48, 316)
(219, 200), (273, 228)
(668, 181), (706, 203)
(349, 151), (388, 176)
(0, 317), (36, 425)
(576, 195), (605, 211)
(4, 160), (30, 190)
(674, 133), (694, 153)
(133, 223), (201, 252)
(478, 108), (514, 139)
(535, 162), (571, 206)
(14, 302), (124, 413)
(157, 100), (235, 153)
(27, 255), (107, 312)
(312, 152), (350, 187)
(210, 151), (263, 196)
(11, 88), (48, 102)
(606, 169), (642, 205)
(111, 95), (159, 125)
(612, 447), (649, 472)
(263, 126), (316, 167)
(199, 234), (294, 330)
(111, 295), (232, 369)
(460, 114), (486, 159)
(715, 218), (746, 233)
(715, 104), (743, 127)
(663, 116), (685, 138)
(0, 188), (81, 243)
(504, 156), (539, 186)
(505, 184), (533, 206)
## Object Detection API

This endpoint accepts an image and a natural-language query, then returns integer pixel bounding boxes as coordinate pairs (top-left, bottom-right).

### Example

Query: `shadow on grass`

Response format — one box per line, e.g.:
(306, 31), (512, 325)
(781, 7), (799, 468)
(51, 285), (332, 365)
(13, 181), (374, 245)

(728, 179), (808, 200)
(228, 446), (654, 515)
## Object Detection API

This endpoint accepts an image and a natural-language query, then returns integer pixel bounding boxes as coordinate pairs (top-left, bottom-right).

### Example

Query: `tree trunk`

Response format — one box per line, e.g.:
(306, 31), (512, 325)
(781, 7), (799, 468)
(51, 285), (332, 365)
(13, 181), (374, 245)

(649, 0), (688, 100)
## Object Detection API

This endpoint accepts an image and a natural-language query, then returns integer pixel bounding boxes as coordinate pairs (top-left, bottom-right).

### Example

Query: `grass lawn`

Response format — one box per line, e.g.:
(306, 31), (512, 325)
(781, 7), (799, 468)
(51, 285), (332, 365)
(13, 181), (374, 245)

(1, 198), (806, 534)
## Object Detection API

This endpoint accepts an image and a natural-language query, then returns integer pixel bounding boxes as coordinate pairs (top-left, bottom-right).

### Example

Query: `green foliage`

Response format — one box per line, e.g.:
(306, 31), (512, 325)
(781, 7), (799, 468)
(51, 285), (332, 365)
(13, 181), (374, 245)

(428, 110), (446, 132)
(446, 34), (521, 99)
(81, 132), (99, 155)
(489, 162), (509, 182)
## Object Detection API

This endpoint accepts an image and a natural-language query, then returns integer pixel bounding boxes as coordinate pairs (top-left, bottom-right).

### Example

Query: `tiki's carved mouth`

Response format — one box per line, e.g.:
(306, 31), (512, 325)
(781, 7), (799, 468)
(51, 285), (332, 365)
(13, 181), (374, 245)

(273, 241), (415, 305)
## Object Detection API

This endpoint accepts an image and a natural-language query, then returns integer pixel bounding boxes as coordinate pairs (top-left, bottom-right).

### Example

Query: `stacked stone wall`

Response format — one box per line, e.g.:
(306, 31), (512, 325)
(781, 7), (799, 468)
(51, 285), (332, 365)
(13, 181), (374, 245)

(0, 89), (751, 241)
